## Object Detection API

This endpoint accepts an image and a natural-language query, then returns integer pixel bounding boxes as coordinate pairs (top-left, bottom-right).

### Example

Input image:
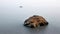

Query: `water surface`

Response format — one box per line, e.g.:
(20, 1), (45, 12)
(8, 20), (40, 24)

(0, 0), (60, 34)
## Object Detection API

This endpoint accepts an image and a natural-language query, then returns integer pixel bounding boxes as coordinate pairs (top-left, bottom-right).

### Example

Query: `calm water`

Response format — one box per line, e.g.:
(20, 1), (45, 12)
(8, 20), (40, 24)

(0, 0), (60, 34)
